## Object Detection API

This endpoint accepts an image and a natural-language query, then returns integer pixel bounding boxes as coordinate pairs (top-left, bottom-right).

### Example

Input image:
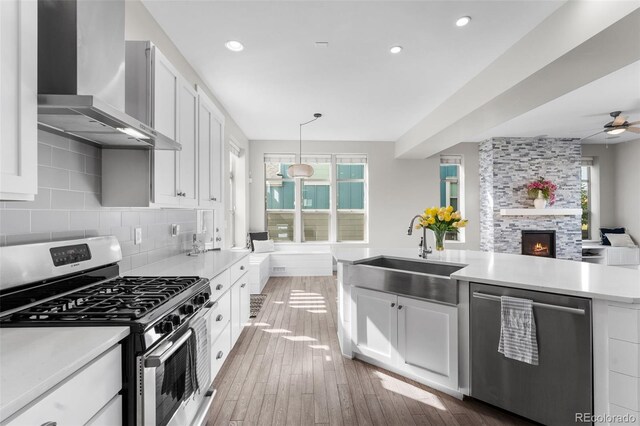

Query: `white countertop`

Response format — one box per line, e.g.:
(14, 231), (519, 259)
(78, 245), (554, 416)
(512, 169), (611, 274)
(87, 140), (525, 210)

(332, 248), (640, 303)
(0, 326), (130, 421)
(125, 249), (249, 279)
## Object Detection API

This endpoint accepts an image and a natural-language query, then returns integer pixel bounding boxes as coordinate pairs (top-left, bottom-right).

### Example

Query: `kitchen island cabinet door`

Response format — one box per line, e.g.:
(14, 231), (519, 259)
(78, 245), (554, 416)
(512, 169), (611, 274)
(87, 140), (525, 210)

(197, 87), (225, 208)
(0, 0), (37, 201)
(397, 296), (458, 390)
(351, 287), (398, 365)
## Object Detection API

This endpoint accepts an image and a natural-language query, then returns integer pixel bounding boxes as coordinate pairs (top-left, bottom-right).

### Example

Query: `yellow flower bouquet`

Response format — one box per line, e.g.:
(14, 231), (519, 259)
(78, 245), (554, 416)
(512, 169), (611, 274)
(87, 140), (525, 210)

(416, 206), (468, 251)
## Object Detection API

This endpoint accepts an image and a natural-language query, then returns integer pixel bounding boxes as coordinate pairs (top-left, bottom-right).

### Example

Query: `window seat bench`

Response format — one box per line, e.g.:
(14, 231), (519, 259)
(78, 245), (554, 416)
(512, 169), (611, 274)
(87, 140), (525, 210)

(248, 245), (333, 294)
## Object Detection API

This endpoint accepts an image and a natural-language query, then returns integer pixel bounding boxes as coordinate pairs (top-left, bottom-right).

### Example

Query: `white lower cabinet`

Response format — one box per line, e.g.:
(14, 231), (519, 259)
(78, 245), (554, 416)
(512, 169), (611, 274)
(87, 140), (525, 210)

(352, 287), (398, 365)
(397, 296), (458, 390)
(4, 345), (122, 426)
(230, 261), (250, 345)
(351, 287), (458, 391)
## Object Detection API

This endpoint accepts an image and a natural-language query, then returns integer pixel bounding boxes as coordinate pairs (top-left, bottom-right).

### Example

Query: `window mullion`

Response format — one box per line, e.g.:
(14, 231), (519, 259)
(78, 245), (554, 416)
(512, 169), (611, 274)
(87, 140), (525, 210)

(330, 156), (338, 243)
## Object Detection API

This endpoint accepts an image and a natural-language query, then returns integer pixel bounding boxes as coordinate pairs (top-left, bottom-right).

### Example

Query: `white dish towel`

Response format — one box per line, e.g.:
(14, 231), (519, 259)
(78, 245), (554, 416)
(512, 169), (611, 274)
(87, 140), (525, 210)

(498, 296), (539, 365)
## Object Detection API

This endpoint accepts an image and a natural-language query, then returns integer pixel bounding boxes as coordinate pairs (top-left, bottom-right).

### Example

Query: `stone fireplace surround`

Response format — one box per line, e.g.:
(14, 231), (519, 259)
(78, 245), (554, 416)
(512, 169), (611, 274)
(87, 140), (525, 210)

(479, 138), (582, 261)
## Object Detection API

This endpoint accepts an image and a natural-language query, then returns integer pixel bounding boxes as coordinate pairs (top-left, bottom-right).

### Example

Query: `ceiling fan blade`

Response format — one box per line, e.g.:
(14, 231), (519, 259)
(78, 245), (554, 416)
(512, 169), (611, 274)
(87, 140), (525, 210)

(613, 115), (627, 126)
(626, 127), (640, 133)
(580, 130), (604, 140)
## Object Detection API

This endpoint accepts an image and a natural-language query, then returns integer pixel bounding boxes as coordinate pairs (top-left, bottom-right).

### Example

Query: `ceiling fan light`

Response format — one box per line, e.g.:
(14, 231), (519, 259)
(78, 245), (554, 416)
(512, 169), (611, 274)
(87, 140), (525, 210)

(288, 163), (314, 178)
(606, 128), (626, 135)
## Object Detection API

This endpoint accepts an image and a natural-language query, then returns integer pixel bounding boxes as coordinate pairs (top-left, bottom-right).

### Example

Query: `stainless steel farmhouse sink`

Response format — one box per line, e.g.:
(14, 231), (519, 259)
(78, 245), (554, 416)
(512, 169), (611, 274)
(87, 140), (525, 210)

(347, 256), (464, 305)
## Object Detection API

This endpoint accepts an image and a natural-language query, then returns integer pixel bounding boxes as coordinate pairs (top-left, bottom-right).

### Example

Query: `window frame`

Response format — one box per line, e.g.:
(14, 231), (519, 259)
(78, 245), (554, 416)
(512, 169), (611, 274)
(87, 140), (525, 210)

(439, 156), (465, 243)
(264, 154), (368, 244)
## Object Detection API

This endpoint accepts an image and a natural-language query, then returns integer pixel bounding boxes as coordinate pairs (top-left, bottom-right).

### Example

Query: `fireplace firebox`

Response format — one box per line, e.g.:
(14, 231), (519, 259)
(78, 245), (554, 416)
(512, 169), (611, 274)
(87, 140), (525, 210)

(521, 230), (556, 258)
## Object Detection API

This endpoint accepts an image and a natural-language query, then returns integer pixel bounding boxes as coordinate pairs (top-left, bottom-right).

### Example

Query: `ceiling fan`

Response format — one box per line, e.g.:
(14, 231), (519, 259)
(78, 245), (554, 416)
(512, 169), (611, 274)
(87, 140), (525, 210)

(582, 111), (640, 140)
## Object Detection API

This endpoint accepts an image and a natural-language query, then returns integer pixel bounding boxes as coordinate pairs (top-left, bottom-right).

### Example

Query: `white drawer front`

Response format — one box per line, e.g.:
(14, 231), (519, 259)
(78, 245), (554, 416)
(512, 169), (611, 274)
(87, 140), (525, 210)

(210, 290), (231, 342)
(210, 269), (230, 299)
(211, 322), (232, 380)
(610, 338), (640, 377)
(5, 345), (122, 426)
(229, 257), (249, 284)
(609, 306), (640, 343)
(609, 404), (640, 426)
(86, 394), (122, 426)
(610, 371), (640, 411)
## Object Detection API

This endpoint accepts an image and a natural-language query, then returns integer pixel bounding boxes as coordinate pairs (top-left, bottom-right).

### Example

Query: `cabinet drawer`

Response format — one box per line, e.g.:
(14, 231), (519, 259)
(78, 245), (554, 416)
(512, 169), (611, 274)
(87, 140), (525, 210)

(610, 338), (640, 377)
(210, 269), (230, 299)
(210, 290), (231, 342)
(211, 322), (232, 380)
(610, 371), (640, 411)
(5, 345), (122, 426)
(86, 394), (122, 426)
(609, 305), (640, 343)
(229, 257), (249, 284)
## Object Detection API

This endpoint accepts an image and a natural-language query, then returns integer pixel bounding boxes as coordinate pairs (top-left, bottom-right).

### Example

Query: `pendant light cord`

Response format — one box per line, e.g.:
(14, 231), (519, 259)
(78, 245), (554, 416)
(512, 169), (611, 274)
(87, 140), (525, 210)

(299, 115), (322, 161)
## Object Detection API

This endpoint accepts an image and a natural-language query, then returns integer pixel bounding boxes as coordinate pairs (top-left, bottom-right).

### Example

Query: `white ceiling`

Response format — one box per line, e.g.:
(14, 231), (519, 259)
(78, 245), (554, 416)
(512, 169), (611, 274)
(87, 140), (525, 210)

(142, 0), (565, 141)
(469, 60), (640, 144)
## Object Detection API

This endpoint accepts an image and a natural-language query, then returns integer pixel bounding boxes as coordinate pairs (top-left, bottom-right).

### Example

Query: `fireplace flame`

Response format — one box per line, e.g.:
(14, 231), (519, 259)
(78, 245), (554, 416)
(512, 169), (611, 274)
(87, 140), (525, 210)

(533, 242), (548, 254)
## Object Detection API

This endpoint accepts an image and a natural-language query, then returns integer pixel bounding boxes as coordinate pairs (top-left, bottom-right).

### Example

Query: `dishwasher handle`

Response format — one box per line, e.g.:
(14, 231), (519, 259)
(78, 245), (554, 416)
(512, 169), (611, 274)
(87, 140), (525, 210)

(472, 292), (586, 316)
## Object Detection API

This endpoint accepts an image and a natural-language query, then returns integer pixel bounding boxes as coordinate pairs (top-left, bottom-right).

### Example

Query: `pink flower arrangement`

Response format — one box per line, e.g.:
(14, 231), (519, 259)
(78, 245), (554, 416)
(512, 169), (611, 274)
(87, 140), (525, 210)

(527, 177), (557, 205)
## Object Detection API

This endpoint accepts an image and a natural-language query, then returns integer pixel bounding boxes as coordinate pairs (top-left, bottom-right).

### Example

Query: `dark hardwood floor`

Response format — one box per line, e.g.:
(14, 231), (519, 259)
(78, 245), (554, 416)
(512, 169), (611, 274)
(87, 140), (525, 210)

(204, 276), (534, 425)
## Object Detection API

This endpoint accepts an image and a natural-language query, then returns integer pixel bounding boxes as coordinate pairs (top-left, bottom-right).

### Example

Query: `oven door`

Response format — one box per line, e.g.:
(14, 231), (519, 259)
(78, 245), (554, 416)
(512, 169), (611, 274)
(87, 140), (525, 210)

(138, 304), (215, 426)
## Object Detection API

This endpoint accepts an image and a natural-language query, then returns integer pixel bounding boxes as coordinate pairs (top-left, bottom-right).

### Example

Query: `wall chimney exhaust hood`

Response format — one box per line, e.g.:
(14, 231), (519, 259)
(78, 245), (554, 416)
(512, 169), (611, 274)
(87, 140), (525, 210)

(37, 0), (180, 151)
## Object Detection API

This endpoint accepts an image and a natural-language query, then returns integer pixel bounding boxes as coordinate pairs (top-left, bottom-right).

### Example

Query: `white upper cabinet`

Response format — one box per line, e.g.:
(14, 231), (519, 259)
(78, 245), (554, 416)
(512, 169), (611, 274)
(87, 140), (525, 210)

(197, 87), (225, 208)
(177, 80), (198, 206)
(151, 46), (180, 206)
(0, 0), (37, 201)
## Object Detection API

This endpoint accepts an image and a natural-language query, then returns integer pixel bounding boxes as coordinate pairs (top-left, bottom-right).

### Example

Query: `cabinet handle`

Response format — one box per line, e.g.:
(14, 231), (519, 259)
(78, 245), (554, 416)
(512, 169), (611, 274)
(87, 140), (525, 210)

(240, 265), (245, 271)
(390, 303), (396, 308)
(216, 351), (224, 360)
(398, 305), (403, 310)
(182, 192), (187, 197)
(216, 284), (224, 290)
(176, 191), (182, 196)
(41, 423), (57, 426)
(216, 314), (223, 322)
(241, 283), (246, 288)
(210, 197), (217, 201)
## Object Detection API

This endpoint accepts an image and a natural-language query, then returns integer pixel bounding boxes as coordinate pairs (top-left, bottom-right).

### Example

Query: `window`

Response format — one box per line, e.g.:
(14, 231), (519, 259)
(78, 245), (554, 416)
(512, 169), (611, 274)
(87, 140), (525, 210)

(336, 156), (367, 242)
(265, 154), (296, 241)
(264, 154), (367, 243)
(302, 156), (331, 242)
(440, 155), (463, 241)
(581, 157), (593, 240)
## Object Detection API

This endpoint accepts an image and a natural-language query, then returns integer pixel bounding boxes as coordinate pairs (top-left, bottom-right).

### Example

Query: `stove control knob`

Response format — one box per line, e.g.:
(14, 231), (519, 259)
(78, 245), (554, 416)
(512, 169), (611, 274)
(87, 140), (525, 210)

(194, 295), (206, 305)
(182, 304), (195, 315)
(161, 321), (174, 334)
(168, 314), (181, 326)
(202, 292), (210, 300)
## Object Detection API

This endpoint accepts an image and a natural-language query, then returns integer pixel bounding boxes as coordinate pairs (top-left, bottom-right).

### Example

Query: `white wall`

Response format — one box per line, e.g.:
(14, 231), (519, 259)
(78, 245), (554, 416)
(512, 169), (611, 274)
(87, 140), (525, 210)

(249, 140), (480, 249)
(124, 0), (250, 248)
(614, 140), (640, 241)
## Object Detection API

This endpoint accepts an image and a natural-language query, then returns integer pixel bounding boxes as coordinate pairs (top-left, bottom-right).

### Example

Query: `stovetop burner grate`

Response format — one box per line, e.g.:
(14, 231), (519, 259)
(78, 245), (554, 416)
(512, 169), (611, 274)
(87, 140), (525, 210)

(6, 276), (203, 322)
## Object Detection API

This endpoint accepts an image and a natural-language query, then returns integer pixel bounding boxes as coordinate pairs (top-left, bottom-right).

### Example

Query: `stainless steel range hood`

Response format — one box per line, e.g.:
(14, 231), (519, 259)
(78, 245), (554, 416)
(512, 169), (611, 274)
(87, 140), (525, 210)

(37, 0), (180, 150)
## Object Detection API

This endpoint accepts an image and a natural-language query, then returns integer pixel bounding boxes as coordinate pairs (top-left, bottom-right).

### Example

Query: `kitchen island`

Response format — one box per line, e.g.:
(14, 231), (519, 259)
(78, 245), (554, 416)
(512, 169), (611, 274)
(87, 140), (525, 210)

(333, 248), (640, 426)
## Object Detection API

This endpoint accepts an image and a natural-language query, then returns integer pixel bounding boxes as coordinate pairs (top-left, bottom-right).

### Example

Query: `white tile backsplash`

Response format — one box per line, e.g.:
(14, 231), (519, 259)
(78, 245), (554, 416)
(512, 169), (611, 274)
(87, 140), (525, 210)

(0, 132), (199, 270)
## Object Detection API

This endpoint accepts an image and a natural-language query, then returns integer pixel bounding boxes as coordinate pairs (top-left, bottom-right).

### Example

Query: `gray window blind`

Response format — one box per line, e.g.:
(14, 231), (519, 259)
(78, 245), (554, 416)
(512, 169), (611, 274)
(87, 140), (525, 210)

(301, 154), (332, 163)
(264, 153), (296, 163)
(440, 155), (462, 164)
(336, 154), (367, 164)
(581, 157), (594, 166)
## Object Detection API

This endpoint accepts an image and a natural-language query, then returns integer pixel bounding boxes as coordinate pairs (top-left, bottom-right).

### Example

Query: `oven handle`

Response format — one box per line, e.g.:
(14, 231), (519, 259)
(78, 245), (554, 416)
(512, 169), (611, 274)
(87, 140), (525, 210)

(145, 329), (193, 368)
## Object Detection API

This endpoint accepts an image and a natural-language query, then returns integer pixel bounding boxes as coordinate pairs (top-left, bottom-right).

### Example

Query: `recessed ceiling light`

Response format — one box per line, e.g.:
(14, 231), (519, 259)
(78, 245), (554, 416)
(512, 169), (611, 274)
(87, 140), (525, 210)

(225, 40), (244, 52)
(389, 46), (403, 54)
(456, 16), (471, 27)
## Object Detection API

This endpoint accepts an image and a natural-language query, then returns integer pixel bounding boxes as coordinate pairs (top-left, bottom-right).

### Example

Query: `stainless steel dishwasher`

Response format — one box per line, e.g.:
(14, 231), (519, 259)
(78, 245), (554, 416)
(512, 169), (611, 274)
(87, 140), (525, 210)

(470, 282), (592, 426)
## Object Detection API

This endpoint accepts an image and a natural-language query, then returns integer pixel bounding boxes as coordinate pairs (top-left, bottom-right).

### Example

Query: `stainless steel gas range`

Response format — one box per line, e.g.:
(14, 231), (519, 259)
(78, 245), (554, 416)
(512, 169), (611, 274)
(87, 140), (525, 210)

(0, 237), (217, 426)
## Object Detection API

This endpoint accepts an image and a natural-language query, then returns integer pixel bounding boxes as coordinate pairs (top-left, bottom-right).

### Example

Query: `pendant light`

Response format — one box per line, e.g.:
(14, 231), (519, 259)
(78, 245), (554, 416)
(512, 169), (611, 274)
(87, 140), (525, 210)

(288, 113), (322, 178)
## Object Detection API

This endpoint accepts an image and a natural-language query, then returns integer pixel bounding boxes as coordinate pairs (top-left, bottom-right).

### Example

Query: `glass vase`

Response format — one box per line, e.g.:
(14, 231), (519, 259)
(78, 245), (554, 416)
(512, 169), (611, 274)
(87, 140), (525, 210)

(433, 229), (446, 252)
